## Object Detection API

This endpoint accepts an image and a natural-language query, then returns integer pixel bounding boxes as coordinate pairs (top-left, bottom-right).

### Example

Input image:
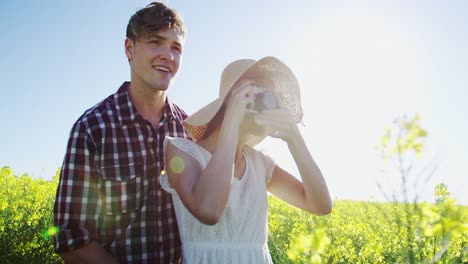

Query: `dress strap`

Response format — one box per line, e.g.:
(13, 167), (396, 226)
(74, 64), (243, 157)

(245, 146), (275, 184)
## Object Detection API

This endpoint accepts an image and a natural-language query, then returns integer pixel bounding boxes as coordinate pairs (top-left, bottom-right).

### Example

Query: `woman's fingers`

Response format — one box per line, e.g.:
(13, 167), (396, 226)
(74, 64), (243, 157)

(230, 81), (256, 110)
(223, 81), (259, 125)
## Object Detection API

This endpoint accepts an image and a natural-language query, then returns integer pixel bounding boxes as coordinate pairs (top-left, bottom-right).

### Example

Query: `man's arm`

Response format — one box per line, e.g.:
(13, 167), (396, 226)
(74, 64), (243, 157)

(60, 241), (118, 264)
(54, 121), (108, 260)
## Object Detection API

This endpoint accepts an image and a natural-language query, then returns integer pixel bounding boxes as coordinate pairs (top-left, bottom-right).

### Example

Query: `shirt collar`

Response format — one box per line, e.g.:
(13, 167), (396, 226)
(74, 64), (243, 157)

(114, 82), (178, 127)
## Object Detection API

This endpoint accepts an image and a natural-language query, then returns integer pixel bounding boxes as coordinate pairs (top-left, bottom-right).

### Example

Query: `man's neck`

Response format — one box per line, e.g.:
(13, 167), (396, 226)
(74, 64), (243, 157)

(128, 82), (167, 129)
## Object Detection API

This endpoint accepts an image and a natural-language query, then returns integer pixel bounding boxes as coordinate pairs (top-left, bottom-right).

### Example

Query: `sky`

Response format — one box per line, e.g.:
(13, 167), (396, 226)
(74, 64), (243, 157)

(1, 0), (467, 205)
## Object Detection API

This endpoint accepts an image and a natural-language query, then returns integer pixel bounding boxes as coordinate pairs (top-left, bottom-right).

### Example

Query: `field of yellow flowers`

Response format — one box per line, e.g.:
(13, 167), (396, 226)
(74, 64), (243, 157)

(1, 166), (466, 263)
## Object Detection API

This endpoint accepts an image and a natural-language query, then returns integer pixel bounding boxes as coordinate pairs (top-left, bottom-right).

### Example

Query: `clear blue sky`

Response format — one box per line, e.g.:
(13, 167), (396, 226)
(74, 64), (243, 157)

(1, 0), (467, 204)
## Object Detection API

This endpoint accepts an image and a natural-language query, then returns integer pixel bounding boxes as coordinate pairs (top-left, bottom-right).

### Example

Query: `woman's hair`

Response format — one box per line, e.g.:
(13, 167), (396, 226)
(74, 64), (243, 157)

(126, 2), (186, 41)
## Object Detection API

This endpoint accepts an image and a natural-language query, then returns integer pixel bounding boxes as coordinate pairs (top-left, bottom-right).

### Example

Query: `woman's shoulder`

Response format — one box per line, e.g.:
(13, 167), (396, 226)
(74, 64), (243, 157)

(165, 136), (198, 151)
(165, 136), (192, 144)
(165, 136), (207, 163)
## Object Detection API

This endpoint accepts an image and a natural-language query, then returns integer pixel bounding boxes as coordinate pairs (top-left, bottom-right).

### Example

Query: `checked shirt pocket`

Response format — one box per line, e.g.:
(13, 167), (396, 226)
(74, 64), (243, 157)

(100, 163), (143, 216)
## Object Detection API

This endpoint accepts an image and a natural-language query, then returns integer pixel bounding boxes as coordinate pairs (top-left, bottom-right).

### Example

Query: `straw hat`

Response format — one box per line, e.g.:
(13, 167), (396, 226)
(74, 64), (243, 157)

(183, 56), (303, 146)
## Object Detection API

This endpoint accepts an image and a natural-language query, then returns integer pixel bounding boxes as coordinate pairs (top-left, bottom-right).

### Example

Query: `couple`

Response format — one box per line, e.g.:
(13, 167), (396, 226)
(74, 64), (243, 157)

(53, 2), (332, 264)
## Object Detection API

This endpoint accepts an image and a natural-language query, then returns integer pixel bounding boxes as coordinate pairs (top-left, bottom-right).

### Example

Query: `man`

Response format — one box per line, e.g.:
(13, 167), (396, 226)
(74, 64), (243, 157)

(53, 2), (190, 263)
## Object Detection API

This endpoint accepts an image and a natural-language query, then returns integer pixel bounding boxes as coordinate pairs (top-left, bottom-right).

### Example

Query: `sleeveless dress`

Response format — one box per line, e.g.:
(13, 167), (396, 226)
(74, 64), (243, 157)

(160, 137), (275, 264)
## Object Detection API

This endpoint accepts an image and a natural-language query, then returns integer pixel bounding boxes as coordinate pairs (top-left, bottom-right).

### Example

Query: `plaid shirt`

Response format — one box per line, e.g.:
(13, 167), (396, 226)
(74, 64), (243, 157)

(54, 82), (190, 263)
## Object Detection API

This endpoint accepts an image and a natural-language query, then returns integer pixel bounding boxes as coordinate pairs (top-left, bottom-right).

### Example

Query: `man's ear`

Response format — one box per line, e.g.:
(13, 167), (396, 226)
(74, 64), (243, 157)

(125, 38), (134, 62)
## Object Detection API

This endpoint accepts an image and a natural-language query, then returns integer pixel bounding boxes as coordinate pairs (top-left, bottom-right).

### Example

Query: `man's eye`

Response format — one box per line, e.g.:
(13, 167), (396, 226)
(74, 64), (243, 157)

(173, 46), (182, 54)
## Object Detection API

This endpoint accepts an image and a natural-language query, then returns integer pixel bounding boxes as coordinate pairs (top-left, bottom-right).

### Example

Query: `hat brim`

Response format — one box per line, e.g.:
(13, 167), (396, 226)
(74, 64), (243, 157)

(183, 97), (224, 141)
(183, 56), (303, 144)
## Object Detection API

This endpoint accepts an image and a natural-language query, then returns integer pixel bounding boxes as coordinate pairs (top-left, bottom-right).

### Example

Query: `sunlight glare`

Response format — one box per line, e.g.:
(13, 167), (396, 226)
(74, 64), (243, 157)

(262, 8), (427, 202)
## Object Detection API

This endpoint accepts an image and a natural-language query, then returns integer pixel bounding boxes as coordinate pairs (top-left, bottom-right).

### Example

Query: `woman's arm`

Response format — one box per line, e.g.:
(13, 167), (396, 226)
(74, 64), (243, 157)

(165, 121), (238, 225)
(166, 81), (255, 224)
(257, 110), (332, 215)
(267, 137), (332, 215)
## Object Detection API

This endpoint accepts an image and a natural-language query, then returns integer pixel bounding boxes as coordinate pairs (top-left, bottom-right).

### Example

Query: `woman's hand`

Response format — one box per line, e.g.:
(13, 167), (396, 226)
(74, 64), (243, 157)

(224, 80), (256, 126)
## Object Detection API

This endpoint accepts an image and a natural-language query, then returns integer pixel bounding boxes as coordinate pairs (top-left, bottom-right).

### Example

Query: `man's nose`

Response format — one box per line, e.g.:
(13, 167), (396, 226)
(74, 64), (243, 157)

(159, 45), (174, 62)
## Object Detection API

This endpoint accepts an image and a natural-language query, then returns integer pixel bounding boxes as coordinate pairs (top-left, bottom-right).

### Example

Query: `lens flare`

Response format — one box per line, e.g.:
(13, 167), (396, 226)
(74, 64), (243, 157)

(170, 156), (185, 174)
(41, 226), (59, 238)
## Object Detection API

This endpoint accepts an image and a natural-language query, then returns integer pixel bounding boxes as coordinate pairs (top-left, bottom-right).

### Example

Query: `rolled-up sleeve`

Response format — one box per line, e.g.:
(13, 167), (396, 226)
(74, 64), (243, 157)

(53, 120), (101, 253)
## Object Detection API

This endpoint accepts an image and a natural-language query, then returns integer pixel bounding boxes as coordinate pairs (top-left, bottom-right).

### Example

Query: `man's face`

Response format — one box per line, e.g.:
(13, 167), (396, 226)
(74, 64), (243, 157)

(125, 28), (184, 92)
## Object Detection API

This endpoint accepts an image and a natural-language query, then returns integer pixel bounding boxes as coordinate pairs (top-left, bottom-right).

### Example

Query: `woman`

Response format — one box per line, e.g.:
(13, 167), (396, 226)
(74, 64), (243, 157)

(160, 56), (332, 263)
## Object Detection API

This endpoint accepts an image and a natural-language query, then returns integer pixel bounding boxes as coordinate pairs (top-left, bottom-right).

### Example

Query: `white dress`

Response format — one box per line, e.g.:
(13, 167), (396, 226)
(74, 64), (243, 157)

(160, 137), (275, 264)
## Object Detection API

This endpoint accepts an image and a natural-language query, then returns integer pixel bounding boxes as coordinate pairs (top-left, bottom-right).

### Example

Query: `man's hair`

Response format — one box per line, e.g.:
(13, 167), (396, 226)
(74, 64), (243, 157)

(126, 2), (185, 41)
